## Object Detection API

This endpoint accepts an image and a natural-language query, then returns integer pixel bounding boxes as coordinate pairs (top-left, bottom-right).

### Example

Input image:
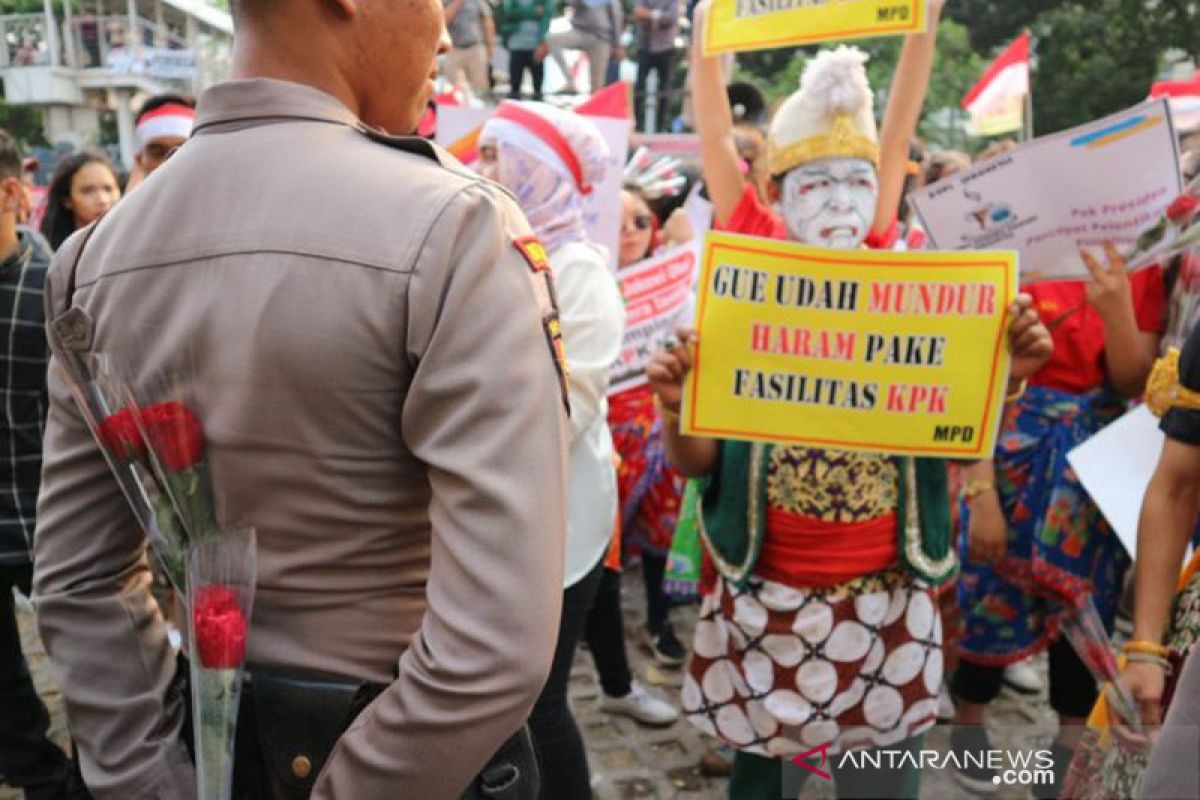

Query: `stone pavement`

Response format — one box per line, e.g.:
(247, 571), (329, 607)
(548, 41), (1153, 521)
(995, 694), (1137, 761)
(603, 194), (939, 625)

(8, 569), (1059, 800)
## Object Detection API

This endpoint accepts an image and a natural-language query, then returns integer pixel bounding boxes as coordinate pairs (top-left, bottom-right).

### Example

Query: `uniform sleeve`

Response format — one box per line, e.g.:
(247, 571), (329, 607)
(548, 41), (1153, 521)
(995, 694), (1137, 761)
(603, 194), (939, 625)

(313, 183), (568, 800)
(33, 244), (195, 799)
(1161, 322), (1200, 445)
(554, 250), (624, 441)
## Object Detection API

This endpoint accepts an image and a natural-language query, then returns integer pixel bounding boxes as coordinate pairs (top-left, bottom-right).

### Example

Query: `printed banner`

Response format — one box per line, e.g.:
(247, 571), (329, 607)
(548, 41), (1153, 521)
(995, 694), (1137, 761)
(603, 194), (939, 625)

(436, 104), (632, 270)
(703, 0), (926, 56)
(909, 99), (1183, 284)
(609, 243), (700, 395)
(682, 233), (1016, 458)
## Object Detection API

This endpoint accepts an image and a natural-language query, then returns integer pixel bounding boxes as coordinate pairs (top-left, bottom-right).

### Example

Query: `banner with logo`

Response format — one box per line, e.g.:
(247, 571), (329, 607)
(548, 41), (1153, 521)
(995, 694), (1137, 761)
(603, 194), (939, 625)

(609, 243), (700, 395)
(703, 0), (926, 56)
(909, 99), (1182, 284)
(681, 233), (1016, 458)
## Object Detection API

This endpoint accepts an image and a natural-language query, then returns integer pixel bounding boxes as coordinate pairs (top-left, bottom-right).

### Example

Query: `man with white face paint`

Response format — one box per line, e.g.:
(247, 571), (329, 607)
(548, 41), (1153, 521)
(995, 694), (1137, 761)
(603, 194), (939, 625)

(780, 158), (878, 248)
(644, 2), (1055, 798)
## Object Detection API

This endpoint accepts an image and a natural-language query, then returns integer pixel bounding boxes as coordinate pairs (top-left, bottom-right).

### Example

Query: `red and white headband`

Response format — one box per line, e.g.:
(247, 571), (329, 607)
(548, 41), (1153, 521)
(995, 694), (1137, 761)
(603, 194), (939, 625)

(135, 103), (195, 151)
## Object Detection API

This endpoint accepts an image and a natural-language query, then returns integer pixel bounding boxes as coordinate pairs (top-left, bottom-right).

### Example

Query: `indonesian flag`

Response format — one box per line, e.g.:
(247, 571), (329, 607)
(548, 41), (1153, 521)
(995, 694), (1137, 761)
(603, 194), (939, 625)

(962, 31), (1031, 137)
(1151, 70), (1200, 132)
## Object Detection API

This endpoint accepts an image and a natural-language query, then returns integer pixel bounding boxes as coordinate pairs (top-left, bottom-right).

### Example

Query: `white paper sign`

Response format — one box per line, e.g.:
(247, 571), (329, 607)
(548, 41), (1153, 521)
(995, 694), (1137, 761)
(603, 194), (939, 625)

(1067, 405), (1164, 556)
(608, 242), (700, 395)
(435, 104), (631, 270)
(909, 99), (1183, 284)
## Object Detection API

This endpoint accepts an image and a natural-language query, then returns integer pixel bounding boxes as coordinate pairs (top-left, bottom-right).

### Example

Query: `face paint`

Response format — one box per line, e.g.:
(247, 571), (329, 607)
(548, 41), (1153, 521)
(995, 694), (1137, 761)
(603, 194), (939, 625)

(780, 157), (878, 250)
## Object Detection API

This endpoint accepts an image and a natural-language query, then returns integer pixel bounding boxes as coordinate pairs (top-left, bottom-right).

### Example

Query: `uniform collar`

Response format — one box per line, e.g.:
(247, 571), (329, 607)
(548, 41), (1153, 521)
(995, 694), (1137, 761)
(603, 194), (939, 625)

(193, 77), (362, 134)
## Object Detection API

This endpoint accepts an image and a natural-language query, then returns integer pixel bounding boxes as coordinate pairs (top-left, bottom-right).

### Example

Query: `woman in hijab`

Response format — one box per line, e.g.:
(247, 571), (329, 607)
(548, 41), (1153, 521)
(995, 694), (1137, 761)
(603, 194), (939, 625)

(480, 100), (625, 799)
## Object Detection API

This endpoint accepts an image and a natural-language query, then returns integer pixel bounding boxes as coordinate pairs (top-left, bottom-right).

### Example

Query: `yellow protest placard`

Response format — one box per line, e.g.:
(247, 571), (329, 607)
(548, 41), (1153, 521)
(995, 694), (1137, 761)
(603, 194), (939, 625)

(704, 0), (926, 56)
(682, 232), (1017, 458)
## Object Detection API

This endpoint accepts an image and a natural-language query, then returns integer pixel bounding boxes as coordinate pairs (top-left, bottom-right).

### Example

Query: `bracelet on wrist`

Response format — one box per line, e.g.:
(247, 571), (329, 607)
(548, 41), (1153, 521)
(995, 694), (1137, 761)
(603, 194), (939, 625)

(1005, 378), (1028, 404)
(1121, 639), (1171, 659)
(964, 479), (996, 502)
(653, 394), (681, 425)
(1124, 651), (1173, 673)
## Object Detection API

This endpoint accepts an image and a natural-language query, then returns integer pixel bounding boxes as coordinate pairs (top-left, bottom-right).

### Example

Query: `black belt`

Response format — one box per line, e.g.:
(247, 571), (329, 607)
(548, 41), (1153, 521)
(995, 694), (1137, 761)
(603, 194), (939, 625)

(173, 655), (539, 799)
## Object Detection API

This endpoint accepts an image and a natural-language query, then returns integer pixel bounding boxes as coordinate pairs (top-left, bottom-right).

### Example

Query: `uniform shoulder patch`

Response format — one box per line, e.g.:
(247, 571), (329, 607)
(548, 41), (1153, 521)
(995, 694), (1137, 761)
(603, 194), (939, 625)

(514, 236), (552, 273)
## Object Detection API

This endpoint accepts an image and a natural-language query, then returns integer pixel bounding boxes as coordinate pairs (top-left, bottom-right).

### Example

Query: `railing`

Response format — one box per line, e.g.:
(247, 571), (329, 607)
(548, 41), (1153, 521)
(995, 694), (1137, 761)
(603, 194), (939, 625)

(0, 14), (55, 68)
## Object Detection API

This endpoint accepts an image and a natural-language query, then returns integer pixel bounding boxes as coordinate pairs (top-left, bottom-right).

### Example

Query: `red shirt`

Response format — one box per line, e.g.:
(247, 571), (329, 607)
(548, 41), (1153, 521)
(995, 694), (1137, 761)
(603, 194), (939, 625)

(1028, 267), (1166, 394)
(715, 184), (899, 249)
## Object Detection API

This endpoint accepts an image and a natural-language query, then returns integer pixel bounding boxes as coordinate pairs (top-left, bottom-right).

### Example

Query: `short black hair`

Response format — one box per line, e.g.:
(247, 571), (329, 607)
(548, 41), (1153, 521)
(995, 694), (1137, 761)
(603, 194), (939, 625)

(0, 130), (23, 182)
(135, 94), (196, 125)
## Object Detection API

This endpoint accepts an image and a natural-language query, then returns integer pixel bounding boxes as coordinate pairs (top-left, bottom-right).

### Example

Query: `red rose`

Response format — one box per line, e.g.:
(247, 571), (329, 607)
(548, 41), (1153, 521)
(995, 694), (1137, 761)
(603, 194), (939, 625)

(192, 585), (247, 669)
(96, 408), (145, 460)
(1167, 194), (1200, 224)
(140, 401), (205, 471)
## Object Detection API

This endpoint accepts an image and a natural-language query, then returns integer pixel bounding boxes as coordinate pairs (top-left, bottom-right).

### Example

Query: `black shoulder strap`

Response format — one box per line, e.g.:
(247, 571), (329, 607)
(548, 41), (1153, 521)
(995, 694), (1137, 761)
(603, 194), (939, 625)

(59, 219), (103, 310)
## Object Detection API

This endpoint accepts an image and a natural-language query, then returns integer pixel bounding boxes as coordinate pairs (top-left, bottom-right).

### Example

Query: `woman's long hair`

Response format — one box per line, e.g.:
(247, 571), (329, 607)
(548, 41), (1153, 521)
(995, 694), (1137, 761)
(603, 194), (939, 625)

(40, 151), (116, 251)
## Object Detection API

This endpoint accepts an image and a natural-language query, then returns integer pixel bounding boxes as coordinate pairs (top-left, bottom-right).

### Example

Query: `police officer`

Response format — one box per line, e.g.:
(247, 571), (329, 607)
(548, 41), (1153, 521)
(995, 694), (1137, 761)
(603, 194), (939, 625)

(32, 0), (568, 797)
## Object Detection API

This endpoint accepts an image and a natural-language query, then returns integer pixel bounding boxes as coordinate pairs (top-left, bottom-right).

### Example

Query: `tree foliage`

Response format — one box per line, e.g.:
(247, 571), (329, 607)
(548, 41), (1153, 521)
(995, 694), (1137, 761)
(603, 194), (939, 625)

(733, 19), (985, 150)
(951, 0), (1193, 135)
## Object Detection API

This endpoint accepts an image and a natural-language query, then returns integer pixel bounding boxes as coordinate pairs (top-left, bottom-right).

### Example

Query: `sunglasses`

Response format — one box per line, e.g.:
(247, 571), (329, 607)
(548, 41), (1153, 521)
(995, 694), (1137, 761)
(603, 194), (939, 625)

(631, 214), (653, 231)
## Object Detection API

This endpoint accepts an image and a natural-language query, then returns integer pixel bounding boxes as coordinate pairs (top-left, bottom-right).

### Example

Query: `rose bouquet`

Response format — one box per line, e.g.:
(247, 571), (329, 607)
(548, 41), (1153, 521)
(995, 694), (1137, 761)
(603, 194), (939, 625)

(188, 529), (256, 800)
(1125, 178), (1200, 272)
(59, 352), (255, 800)
(1060, 596), (1143, 734)
(57, 354), (190, 589)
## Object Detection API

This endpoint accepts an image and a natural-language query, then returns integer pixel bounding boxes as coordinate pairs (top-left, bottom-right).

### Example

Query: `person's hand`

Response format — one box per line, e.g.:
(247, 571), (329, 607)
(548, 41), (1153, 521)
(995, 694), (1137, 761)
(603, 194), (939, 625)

(1082, 242), (1135, 324)
(1112, 659), (1166, 752)
(633, 6), (652, 20)
(535, 42), (549, 61)
(1007, 293), (1052, 383)
(1124, 658), (1165, 728)
(966, 488), (1006, 564)
(646, 328), (697, 412)
(662, 208), (694, 247)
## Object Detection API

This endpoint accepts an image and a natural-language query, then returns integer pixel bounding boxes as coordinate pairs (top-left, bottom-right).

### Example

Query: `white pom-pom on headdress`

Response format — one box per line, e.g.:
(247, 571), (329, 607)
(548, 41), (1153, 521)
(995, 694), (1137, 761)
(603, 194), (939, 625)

(767, 45), (879, 176)
(799, 46), (873, 120)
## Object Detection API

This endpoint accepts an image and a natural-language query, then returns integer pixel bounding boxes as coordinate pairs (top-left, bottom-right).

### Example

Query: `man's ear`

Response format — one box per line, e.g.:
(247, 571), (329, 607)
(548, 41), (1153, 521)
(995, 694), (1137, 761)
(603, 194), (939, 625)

(327, 0), (359, 17)
(1, 177), (23, 216)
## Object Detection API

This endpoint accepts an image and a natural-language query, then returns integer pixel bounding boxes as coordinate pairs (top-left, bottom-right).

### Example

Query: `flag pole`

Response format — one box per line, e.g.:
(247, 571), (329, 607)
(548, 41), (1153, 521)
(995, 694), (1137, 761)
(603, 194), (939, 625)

(1022, 30), (1034, 142)
(1023, 90), (1034, 142)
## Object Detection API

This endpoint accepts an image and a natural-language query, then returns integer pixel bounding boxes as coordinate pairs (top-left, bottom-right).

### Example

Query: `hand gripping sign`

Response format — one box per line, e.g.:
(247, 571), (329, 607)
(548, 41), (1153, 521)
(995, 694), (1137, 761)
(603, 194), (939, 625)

(681, 232), (1017, 459)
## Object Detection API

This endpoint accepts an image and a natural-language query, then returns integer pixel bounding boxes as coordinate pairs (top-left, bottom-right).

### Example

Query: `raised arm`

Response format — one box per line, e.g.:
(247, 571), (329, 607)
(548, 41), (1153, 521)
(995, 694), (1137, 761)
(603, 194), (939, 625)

(871, 0), (945, 235)
(689, 0), (746, 226)
(314, 184), (568, 798)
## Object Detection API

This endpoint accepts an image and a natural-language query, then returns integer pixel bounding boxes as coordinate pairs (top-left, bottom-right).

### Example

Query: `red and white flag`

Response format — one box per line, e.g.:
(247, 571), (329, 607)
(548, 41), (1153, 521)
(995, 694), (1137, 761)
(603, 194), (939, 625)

(962, 31), (1031, 137)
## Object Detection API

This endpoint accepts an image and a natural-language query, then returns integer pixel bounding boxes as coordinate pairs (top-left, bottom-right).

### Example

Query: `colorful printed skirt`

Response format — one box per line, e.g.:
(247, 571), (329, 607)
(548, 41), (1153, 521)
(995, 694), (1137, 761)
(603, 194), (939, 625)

(957, 386), (1131, 665)
(681, 567), (941, 757)
(608, 385), (685, 556)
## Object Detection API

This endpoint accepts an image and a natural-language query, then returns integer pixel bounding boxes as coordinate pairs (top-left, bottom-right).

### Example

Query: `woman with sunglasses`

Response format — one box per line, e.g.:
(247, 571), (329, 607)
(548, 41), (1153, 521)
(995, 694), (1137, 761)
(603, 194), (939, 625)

(575, 181), (696, 730)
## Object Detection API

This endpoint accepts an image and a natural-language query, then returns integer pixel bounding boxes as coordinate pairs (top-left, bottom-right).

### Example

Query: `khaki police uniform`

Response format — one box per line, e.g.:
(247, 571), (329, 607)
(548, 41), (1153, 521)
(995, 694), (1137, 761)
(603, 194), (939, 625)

(33, 78), (568, 799)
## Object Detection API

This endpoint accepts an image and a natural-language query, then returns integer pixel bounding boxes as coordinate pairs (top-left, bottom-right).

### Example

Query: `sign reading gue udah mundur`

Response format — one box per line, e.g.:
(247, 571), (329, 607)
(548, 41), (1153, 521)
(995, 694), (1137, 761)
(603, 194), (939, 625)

(681, 232), (1017, 458)
(703, 0), (927, 56)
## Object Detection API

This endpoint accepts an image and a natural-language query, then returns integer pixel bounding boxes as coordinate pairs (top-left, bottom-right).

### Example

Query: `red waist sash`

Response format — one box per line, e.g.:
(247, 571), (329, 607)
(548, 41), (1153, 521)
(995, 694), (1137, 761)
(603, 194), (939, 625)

(758, 507), (899, 588)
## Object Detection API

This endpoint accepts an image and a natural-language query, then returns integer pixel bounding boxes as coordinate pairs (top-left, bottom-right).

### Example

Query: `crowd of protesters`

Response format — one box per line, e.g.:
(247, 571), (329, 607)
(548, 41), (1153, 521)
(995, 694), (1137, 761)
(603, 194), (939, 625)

(3, 0), (1200, 798)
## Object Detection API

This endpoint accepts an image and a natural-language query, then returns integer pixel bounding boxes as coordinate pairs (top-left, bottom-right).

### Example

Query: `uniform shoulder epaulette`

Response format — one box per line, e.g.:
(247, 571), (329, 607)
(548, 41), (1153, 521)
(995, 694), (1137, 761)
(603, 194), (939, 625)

(355, 124), (480, 182)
